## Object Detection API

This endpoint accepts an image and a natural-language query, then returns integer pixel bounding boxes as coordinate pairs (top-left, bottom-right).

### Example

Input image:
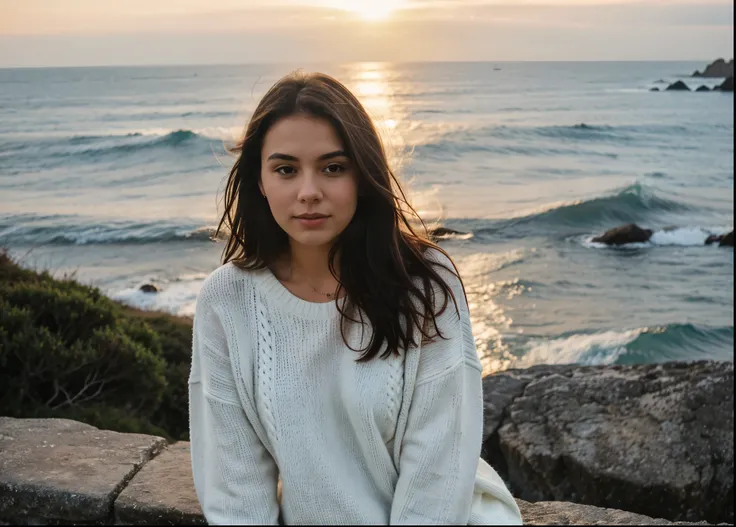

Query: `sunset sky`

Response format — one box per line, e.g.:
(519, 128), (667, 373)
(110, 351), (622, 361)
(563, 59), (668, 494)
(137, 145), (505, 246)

(1, 0), (733, 67)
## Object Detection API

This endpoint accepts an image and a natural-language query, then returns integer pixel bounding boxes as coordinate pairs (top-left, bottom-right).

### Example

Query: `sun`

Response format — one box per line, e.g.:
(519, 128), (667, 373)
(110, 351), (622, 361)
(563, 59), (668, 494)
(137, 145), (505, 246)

(328, 0), (406, 21)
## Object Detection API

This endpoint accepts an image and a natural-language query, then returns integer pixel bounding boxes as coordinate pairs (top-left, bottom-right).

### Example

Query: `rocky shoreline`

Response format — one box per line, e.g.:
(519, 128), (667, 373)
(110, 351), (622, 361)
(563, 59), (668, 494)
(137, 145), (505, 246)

(648, 59), (734, 93)
(481, 361), (733, 524)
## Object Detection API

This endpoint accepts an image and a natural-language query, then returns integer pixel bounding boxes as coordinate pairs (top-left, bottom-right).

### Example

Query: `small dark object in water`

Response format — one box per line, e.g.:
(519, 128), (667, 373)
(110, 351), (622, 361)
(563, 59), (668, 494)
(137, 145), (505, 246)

(695, 85), (711, 92)
(428, 227), (467, 241)
(139, 284), (160, 293)
(653, 79), (668, 84)
(650, 87), (660, 92)
(592, 224), (653, 245)
(716, 76), (734, 92)
(706, 231), (734, 247)
(666, 80), (691, 91)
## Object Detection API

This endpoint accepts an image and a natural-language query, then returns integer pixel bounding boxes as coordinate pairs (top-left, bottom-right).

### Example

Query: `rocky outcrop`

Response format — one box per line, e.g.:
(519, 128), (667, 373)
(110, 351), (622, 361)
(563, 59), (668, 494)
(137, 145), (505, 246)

(481, 361), (734, 524)
(692, 59), (734, 78)
(653, 76), (733, 93)
(592, 223), (653, 245)
(719, 231), (734, 246)
(593, 225), (733, 247)
(666, 81), (691, 91)
(705, 231), (734, 247)
(428, 226), (469, 241)
(139, 284), (160, 293)
(0, 416), (720, 525)
(716, 77), (734, 92)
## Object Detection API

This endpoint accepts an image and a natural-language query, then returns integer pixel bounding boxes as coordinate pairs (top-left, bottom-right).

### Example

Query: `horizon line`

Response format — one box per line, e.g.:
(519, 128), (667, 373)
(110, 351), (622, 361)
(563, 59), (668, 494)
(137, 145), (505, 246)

(0, 58), (728, 71)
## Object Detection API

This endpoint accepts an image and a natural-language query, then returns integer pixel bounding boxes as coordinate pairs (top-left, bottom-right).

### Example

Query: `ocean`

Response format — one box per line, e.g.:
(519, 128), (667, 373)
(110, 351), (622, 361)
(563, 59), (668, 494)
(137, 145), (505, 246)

(1, 62), (733, 373)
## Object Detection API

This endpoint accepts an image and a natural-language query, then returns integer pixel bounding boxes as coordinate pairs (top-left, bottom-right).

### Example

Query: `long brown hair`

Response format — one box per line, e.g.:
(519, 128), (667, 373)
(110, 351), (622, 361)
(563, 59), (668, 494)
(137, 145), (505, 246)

(216, 70), (465, 362)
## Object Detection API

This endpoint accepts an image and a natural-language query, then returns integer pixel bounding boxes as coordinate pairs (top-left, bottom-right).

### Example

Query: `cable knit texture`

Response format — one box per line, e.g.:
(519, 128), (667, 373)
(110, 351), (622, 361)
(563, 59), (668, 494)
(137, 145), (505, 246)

(188, 248), (520, 525)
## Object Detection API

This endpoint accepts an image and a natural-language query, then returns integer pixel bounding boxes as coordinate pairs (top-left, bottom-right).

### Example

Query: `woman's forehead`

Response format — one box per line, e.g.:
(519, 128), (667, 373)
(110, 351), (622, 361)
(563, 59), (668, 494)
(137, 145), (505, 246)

(262, 115), (345, 159)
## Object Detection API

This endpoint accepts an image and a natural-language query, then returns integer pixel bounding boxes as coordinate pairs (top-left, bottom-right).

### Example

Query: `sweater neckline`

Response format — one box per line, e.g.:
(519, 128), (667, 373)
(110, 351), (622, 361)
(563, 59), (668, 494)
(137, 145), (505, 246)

(253, 264), (346, 320)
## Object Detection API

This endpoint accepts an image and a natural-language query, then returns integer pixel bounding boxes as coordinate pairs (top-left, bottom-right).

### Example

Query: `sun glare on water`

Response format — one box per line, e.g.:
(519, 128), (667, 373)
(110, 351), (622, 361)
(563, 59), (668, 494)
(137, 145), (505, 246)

(328, 0), (406, 21)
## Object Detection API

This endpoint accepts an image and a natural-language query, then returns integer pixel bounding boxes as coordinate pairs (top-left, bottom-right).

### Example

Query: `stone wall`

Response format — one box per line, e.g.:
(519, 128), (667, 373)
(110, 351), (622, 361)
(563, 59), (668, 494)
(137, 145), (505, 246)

(0, 416), (719, 525)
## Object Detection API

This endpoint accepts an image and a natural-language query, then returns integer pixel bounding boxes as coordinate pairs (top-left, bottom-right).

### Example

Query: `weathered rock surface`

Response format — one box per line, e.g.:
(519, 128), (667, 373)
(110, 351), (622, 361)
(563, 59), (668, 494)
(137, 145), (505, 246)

(0, 417), (166, 524)
(115, 442), (205, 525)
(692, 59), (734, 78)
(717, 77), (734, 92)
(591, 223), (653, 245)
(0, 408), (727, 525)
(517, 500), (713, 525)
(666, 80), (691, 91)
(481, 361), (734, 524)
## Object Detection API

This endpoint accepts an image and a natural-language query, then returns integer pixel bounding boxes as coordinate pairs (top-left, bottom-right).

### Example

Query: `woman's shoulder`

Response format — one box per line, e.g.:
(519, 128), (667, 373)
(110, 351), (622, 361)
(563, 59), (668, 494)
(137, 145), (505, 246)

(423, 245), (455, 268)
(419, 245), (469, 323)
(197, 261), (258, 308)
(422, 246), (461, 288)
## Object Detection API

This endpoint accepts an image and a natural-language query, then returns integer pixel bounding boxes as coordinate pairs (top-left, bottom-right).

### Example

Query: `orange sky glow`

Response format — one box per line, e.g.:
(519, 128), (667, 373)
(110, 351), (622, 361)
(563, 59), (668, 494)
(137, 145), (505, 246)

(0, 0), (732, 66)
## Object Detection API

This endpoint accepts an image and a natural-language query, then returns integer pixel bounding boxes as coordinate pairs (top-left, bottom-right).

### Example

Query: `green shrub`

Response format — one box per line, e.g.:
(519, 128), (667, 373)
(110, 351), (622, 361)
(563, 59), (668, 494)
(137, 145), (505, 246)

(131, 310), (194, 441)
(0, 250), (193, 441)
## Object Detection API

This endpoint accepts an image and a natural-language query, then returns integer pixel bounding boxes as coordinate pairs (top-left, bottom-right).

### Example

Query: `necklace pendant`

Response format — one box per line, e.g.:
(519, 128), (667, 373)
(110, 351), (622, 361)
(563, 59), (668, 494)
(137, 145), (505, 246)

(310, 285), (334, 298)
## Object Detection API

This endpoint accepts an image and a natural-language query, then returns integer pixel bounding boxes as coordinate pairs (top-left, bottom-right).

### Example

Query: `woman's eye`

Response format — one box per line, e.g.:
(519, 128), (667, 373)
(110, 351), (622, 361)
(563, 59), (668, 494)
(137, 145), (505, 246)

(324, 163), (345, 175)
(276, 166), (296, 176)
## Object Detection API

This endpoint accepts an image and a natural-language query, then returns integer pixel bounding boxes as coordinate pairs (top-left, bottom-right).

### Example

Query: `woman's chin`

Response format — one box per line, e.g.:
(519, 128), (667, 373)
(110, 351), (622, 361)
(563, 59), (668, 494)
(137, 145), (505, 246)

(287, 231), (339, 248)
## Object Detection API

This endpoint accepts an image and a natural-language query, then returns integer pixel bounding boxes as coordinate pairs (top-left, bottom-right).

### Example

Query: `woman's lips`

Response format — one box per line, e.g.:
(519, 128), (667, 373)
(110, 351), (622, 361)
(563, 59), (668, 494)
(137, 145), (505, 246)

(295, 215), (329, 228)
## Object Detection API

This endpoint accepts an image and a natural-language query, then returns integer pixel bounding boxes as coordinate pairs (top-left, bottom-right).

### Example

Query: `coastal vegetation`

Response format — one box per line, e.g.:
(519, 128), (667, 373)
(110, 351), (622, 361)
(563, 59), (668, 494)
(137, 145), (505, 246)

(0, 249), (193, 442)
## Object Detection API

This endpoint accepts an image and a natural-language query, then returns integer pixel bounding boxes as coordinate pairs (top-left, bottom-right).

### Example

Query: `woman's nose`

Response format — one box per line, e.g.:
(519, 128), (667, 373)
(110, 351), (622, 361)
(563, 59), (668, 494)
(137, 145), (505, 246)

(297, 172), (323, 202)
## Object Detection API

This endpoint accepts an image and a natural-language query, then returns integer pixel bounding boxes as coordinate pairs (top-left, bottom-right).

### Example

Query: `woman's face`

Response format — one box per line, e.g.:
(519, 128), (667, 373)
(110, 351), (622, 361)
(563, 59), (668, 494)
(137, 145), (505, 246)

(259, 114), (358, 250)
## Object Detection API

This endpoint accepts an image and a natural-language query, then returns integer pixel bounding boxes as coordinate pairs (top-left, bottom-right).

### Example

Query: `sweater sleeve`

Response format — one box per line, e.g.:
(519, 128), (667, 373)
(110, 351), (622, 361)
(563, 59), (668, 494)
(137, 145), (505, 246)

(188, 279), (280, 525)
(390, 251), (484, 525)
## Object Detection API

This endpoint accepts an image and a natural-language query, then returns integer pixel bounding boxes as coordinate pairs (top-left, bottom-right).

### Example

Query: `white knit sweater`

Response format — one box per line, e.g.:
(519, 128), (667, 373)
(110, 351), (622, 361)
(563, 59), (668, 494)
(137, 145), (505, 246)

(188, 249), (520, 525)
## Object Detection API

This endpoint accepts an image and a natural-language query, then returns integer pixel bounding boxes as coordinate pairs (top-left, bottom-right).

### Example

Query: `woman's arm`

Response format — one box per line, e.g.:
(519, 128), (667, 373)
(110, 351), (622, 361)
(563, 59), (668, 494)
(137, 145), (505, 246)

(390, 252), (485, 525)
(188, 281), (280, 525)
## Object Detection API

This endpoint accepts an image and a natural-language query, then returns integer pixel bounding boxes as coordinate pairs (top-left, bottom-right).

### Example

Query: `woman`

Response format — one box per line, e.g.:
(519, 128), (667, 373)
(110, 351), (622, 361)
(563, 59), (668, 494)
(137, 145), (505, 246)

(188, 70), (522, 525)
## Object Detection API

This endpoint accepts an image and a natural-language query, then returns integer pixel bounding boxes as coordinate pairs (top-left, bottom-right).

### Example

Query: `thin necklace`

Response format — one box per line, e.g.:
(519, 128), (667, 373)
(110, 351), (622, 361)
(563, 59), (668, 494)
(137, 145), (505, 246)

(311, 286), (335, 298)
(287, 263), (337, 298)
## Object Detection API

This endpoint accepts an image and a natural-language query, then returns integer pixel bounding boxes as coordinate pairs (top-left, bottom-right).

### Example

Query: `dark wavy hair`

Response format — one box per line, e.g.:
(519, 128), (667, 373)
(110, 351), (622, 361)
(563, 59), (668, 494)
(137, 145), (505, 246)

(215, 70), (466, 362)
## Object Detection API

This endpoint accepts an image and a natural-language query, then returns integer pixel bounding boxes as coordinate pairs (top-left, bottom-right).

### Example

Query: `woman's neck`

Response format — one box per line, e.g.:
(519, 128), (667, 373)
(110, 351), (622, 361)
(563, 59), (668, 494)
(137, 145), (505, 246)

(276, 243), (340, 286)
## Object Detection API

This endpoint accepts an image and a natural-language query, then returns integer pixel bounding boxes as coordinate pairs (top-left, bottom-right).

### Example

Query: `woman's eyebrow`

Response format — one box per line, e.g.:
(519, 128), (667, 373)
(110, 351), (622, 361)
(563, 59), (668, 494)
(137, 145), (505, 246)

(266, 150), (348, 162)
(317, 150), (348, 161)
